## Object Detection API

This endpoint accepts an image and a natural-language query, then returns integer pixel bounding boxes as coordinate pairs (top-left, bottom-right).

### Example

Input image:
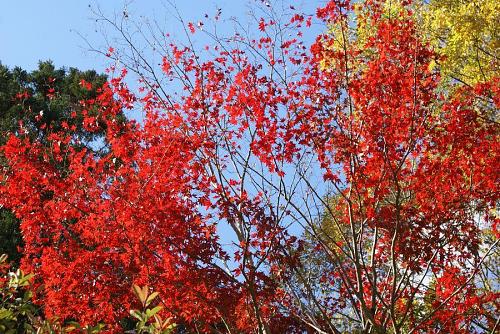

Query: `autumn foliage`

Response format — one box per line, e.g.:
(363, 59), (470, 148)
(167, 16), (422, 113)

(0, 0), (498, 333)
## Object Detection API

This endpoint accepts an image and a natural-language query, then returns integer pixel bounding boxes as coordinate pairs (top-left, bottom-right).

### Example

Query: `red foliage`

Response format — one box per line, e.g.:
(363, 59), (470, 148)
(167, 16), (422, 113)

(0, 0), (498, 332)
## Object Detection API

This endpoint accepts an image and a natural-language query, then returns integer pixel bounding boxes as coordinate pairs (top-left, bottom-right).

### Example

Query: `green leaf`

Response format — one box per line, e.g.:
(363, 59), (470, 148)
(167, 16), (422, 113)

(130, 309), (144, 322)
(132, 284), (149, 305)
(145, 291), (159, 307)
(0, 308), (14, 320)
(145, 305), (163, 318)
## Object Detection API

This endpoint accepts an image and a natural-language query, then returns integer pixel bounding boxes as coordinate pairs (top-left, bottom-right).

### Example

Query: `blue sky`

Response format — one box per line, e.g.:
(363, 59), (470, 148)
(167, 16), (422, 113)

(1, 1), (107, 71)
(0, 1), (317, 72)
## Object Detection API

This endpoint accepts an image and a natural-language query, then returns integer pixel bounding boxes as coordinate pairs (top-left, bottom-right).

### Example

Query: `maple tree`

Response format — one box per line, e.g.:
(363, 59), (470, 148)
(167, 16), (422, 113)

(0, 61), (108, 264)
(0, 0), (498, 333)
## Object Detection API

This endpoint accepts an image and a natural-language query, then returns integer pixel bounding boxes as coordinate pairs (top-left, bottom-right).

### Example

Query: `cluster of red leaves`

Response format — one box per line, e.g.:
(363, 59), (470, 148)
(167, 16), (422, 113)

(1, 77), (241, 330)
(0, 0), (498, 332)
(0, 65), (300, 332)
(302, 1), (499, 331)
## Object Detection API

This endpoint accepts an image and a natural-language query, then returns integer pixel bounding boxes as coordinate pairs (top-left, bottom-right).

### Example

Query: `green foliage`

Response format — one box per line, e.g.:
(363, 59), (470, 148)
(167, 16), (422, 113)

(0, 210), (22, 266)
(0, 60), (107, 144)
(0, 254), (36, 334)
(130, 285), (176, 334)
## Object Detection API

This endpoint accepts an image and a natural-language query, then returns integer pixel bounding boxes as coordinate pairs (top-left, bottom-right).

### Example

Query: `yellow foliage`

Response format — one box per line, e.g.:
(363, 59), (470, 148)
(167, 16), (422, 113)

(321, 0), (499, 86)
(422, 0), (499, 85)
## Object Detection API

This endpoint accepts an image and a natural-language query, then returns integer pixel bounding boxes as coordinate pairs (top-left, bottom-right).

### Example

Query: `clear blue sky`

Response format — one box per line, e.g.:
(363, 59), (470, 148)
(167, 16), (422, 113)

(0, 1), (319, 73)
